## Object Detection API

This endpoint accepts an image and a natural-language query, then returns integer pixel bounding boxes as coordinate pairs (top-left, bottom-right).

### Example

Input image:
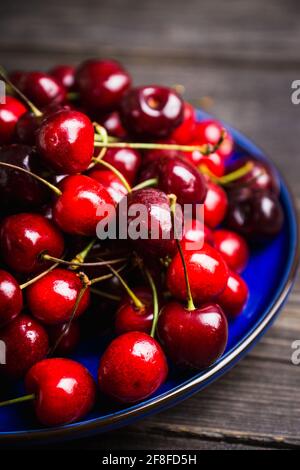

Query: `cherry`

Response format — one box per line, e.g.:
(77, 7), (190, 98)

(204, 180), (228, 228)
(53, 175), (115, 236)
(0, 96), (26, 144)
(0, 270), (23, 327)
(120, 86), (184, 139)
(19, 72), (66, 108)
(48, 321), (80, 355)
(49, 65), (76, 90)
(217, 271), (249, 318)
(171, 102), (196, 144)
(167, 243), (229, 303)
(185, 149), (225, 177)
(99, 111), (127, 139)
(182, 218), (214, 251)
(0, 314), (49, 379)
(213, 229), (249, 273)
(101, 147), (141, 184)
(142, 138), (181, 166)
(193, 120), (233, 159)
(98, 331), (168, 403)
(36, 109), (94, 174)
(26, 268), (90, 325)
(15, 111), (41, 145)
(25, 358), (96, 426)
(158, 302), (228, 369)
(87, 168), (128, 204)
(76, 59), (131, 111)
(9, 70), (27, 88)
(0, 213), (64, 274)
(115, 288), (153, 335)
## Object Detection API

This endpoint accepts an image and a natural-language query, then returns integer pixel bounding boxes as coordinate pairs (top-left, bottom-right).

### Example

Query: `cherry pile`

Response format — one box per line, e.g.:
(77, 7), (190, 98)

(0, 59), (284, 427)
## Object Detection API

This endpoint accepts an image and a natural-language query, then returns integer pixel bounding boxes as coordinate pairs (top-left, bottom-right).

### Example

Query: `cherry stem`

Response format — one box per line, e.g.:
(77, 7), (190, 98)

(20, 262), (60, 290)
(93, 123), (109, 161)
(89, 263), (127, 285)
(90, 287), (121, 302)
(91, 157), (132, 193)
(0, 393), (35, 408)
(169, 194), (195, 311)
(132, 178), (158, 192)
(0, 68), (42, 117)
(41, 253), (127, 268)
(69, 238), (97, 271)
(144, 268), (159, 338)
(200, 162), (254, 186)
(0, 162), (62, 196)
(67, 91), (80, 101)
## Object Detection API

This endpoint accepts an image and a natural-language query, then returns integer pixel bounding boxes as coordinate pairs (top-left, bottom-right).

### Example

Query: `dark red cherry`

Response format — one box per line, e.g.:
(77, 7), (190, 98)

(99, 111), (127, 139)
(158, 302), (228, 369)
(19, 72), (66, 108)
(0, 314), (49, 379)
(98, 331), (168, 403)
(87, 168), (128, 204)
(0, 270), (23, 327)
(142, 139), (181, 166)
(182, 219), (214, 251)
(49, 65), (76, 90)
(76, 59), (131, 111)
(171, 102), (196, 144)
(36, 109), (94, 174)
(0, 213), (64, 274)
(53, 175), (115, 236)
(185, 149), (225, 177)
(167, 243), (229, 303)
(25, 358), (96, 426)
(0, 144), (55, 211)
(47, 321), (80, 355)
(101, 147), (141, 184)
(115, 288), (153, 335)
(217, 271), (249, 318)
(9, 71), (27, 88)
(27, 268), (90, 325)
(213, 229), (249, 273)
(204, 180), (228, 228)
(194, 120), (233, 159)
(0, 96), (26, 144)
(120, 86), (184, 139)
(15, 111), (41, 145)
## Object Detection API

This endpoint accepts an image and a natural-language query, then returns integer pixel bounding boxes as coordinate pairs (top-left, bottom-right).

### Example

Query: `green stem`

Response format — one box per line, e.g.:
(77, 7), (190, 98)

(199, 162), (254, 186)
(132, 178), (158, 192)
(92, 157), (132, 193)
(145, 268), (159, 338)
(0, 394), (35, 408)
(20, 262), (60, 290)
(69, 238), (97, 271)
(41, 253), (127, 268)
(89, 263), (127, 285)
(90, 287), (121, 302)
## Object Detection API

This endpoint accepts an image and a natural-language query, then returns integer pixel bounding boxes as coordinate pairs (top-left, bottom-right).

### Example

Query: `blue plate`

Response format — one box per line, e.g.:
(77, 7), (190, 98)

(0, 111), (299, 444)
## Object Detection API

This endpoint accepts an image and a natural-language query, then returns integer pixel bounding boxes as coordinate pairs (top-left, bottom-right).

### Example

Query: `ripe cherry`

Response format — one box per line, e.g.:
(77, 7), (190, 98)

(15, 111), (41, 145)
(194, 120), (233, 159)
(204, 180), (228, 228)
(101, 147), (141, 184)
(171, 102), (196, 144)
(0, 270), (23, 327)
(120, 86), (184, 139)
(0, 96), (26, 144)
(76, 59), (131, 111)
(115, 288), (153, 335)
(167, 243), (229, 303)
(36, 109), (94, 174)
(47, 321), (80, 355)
(182, 219), (214, 250)
(213, 229), (249, 273)
(0, 213), (64, 274)
(25, 358), (96, 426)
(53, 175), (115, 236)
(217, 271), (249, 318)
(185, 149), (225, 177)
(98, 331), (168, 403)
(158, 302), (228, 369)
(0, 314), (49, 379)
(49, 65), (76, 90)
(19, 72), (66, 108)
(26, 268), (90, 325)
(142, 138), (181, 166)
(87, 169), (128, 204)
(99, 111), (127, 139)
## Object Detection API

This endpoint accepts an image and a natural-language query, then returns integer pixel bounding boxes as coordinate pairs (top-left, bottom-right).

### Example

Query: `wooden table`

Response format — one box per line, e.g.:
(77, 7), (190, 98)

(1, 0), (300, 450)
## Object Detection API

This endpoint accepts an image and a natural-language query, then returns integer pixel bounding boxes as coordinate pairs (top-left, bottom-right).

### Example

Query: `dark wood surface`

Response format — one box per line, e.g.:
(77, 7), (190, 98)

(1, 0), (300, 450)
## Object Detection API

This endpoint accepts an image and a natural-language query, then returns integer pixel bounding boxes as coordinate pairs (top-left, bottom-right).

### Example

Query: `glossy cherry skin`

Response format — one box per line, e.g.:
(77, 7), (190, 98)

(120, 86), (184, 139)
(0, 213), (65, 274)
(167, 243), (229, 303)
(98, 331), (168, 403)
(25, 358), (96, 426)
(101, 147), (142, 184)
(53, 175), (115, 236)
(217, 271), (249, 318)
(0, 96), (26, 144)
(36, 109), (94, 174)
(15, 111), (41, 145)
(204, 180), (228, 228)
(158, 302), (228, 369)
(213, 229), (249, 273)
(49, 65), (76, 90)
(19, 72), (66, 108)
(185, 149), (225, 177)
(171, 102), (196, 144)
(0, 270), (23, 327)
(115, 288), (153, 335)
(0, 314), (49, 379)
(99, 111), (127, 139)
(193, 120), (233, 159)
(87, 168), (128, 204)
(76, 59), (131, 111)
(182, 218), (213, 251)
(47, 321), (80, 355)
(27, 268), (90, 325)
(0, 144), (55, 211)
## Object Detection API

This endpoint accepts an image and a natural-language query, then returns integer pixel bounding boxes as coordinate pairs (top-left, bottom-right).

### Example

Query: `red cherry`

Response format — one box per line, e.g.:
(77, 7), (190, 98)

(47, 321), (80, 355)
(98, 331), (168, 403)
(204, 180), (228, 228)
(53, 175), (115, 236)
(25, 358), (96, 426)
(9, 71), (27, 88)
(49, 65), (76, 90)
(27, 268), (90, 325)
(15, 111), (41, 145)
(142, 138), (181, 166)
(171, 102), (196, 144)
(115, 288), (153, 335)
(194, 120), (233, 159)
(167, 243), (229, 303)
(36, 109), (94, 174)
(217, 271), (249, 318)
(213, 229), (249, 273)
(185, 148), (225, 177)
(101, 147), (141, 184)
(0, 270), (23, 327)
(99, 111), (127, 139)
(76, 59), (131, 111)
(0, 213), (64, 274)
(0, 314), (49, 379)
(87, 169), (128, 204)
(19, 72), (66, 108)
(182, 218), (214, 251)
(158, 302), (228, 369)
(0, 96), (26, 144)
